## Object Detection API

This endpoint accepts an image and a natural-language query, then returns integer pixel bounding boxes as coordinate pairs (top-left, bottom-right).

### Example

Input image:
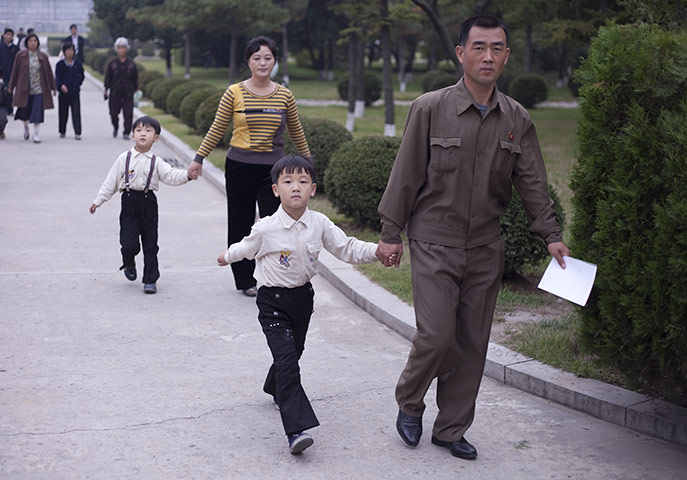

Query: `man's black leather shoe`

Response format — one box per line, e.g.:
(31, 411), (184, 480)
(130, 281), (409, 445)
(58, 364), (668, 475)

(396, 410), (422, 447)
(431, 435), (477, 460)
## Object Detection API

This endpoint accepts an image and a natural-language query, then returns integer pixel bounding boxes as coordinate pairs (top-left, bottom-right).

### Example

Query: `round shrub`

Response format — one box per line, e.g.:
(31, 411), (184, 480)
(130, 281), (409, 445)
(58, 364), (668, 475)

(167, 81), (212, 117)
(84, 49), (99, 67)
(179, 87), (222, 128)
(325, 136), (401, 230)
(284, 116), (353, 193)
(142, 78), (164, 99)
(94, 53), (114, 74)
(500, 184), (565, 276)
(151, 78), (187, 112)
(138, 70), (164, 96)
(508, 74), (548, 108)
(421, 69), (456, 92)
(337, 72), (382, 107)
(195, 91), (225, 135)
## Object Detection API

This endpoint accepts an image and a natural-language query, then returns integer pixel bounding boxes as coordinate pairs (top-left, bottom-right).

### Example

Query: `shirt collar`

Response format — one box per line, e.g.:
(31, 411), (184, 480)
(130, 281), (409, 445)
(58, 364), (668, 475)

(454, 77), (505, 117)
(130, 147), (153, 160)
(276, 204), (311, 229)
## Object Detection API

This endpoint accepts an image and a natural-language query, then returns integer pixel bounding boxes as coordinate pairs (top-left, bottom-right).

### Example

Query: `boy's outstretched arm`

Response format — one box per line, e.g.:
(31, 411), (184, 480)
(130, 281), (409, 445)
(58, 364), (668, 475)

(217, 250), (230, 266)
(89, 204), (98, 214)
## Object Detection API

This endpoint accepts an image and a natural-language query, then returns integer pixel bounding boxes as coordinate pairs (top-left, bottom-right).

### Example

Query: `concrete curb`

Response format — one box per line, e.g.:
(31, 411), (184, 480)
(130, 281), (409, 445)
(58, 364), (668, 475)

(85, 70), (686, 447)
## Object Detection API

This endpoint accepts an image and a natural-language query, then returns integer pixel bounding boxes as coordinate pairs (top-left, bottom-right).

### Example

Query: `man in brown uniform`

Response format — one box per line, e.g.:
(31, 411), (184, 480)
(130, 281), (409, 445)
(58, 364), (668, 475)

(376, 16), (569, 460)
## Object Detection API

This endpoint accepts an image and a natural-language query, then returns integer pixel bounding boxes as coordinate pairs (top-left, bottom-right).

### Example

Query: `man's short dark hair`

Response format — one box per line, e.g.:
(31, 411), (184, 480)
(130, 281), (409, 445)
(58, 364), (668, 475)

(271, 155), (316, 184)
(245, 36), (278, 65)
(70, 24), (77, 30)
(4, 28), (14, 35)
(62, 42), (75, 54)
(459, 16), (509, 46)
(132, 116), (161, 135)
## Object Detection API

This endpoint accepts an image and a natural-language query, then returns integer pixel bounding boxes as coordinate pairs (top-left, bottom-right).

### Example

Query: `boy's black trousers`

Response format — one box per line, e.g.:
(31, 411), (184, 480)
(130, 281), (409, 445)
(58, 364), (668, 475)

(120, 190), (159, 284)
(225, 159), (280, 291)
(58, 93), (81, 135)
(257, 283), (320, 435)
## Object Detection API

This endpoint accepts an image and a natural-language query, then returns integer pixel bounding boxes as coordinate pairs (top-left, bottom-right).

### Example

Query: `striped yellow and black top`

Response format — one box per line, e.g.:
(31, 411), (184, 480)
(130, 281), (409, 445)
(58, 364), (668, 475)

(196, 82), (310, 165)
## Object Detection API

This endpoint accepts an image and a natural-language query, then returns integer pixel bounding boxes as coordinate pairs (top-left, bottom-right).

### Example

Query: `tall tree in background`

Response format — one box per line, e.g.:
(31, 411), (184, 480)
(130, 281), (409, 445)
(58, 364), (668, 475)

(500, 0), (550, 73)
(618, 0), (687, 27)
(380, 0), (395, 136)
(410, 0), (460, 72)
(281, 0), (309, 86)
(92, 0), (155, 45)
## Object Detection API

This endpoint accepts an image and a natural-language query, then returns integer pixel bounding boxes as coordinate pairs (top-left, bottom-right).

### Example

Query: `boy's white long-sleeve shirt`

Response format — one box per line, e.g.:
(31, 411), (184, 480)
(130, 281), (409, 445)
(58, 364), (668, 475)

(224, 205), (378, 288)
(92, 147), (189, 207)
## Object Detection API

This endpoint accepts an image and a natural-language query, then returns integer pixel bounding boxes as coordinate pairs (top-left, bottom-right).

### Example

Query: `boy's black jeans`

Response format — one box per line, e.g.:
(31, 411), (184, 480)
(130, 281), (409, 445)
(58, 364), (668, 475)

(120, 190), (159, 284)
(257, 282), (320, 435)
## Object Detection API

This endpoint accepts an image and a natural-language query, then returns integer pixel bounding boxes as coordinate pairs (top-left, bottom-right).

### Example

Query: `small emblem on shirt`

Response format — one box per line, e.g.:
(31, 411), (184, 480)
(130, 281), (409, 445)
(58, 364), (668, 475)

(279, 251), (291, 268)
(508, 132), (514, 141)
(127, 169), (135, 181)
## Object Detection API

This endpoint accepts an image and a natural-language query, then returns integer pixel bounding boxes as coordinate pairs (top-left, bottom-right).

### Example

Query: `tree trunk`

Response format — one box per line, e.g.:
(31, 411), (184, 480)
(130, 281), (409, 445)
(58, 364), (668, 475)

(411, 0), (459, 72)
(346, 34), (357, 132)
(326, 40), (334, 81)
(381, 0), (395, 136)
(229, 17), (238, 84)
(398, 41), (406, 93)
(524, 23), (532, 74)
(281, 21), (289, 86)
(165, 41), (172, 78)
(355, 33), (366, 118)
(184, 32), (191, 79)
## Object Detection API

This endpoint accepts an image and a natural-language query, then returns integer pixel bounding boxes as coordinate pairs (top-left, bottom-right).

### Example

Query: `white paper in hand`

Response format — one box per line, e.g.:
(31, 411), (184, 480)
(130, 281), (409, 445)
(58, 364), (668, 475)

(537, 256), (597, 307)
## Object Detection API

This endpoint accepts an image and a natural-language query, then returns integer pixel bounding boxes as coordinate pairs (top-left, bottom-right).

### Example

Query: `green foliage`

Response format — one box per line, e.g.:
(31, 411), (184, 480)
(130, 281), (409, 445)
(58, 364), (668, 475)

(325, 136), (401, 230)
(570, 24), (687, 404)
(179, 87), (222, 129)
(194, 91), (225, 135)
(167, 81), (212, 117)
(337, 72), (383, 107)
(142, 78), (164, 99)
(500, 184), (565, 276)
(509, 74), (549, 108)
(138, 70), (164, 96)
(421, 69), (456, 93)
(284, 117), (353, 192)
(150, 78), (187, 112)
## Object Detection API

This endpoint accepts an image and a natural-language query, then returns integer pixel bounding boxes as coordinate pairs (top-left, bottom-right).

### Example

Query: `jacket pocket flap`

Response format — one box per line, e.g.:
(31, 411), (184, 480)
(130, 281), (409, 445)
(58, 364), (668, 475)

(430, 136), (462, 148)
(499, 140), (522, 154)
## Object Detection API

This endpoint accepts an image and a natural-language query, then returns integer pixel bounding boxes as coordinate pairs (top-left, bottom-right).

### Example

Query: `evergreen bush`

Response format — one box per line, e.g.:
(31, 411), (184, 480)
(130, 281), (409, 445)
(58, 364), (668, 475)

(284, 117), (353, 193)
(179, 87), (221, 129)
(508, 74), (548, 108)
(421, 69), (456, 92)
(167, 81), (212, 118)
(337, 72), (382, 107)
(142, 78), (164, 99)
(138, 71), (164, 96)
(151, 78), (186, 112)
(500, 184), (565, 276)
(570, 24), (687, 404)
(195, 91), (225, 135)
(325, 136), (401, 230)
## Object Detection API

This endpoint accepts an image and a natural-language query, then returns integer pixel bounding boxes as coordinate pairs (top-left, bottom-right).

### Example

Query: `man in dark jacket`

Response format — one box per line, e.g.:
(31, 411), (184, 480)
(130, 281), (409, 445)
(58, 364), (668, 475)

(64, 24), (85, 64)
(0, 28), (19, 115)
(55, 43), (84, 139)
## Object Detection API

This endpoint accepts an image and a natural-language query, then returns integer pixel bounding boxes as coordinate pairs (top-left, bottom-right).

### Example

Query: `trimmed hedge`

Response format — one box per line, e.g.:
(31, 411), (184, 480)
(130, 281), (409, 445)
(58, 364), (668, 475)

(284, 116), (352, 192)
(138, 70), (164, 95)
(325, 136), (401, 230)
(179, 87), (222, 129)
(142, 78), (164, 99)
(570, 24), (687, 404)
(508, 74), (548, 108)
(421, 69), (456, 92)
(167, 81), (212, 117)
(195, 91), (225, 135)
(500, 184), (565, 276)
(151, 78), (187, 112)
(337, 72), (382, 107)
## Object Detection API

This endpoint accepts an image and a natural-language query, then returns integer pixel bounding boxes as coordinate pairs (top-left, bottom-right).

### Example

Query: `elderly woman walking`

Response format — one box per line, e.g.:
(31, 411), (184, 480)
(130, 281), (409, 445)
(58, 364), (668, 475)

(104, 37), (138, 140)
(8, 33), (57, 143)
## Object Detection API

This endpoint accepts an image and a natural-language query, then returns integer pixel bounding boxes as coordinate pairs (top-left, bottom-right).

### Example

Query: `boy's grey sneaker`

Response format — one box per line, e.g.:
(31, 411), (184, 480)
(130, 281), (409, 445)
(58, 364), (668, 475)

(242, 286), (257, 297)
(120, 264), (137, 281)
(144, 283), (157, 294)
(75, 135), (81, 140)
(288, 432), (313, 454)
(122, 133), (130, 140)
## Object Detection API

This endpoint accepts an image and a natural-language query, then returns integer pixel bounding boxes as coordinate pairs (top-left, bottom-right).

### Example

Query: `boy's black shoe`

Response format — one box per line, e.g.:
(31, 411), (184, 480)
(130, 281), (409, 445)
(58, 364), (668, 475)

(112, 128), (117, 138)
(431, 435), (477, 460)
(120, 264), (137, 281)
(287, 432), (313, 454)
(144, 283), (157, 294)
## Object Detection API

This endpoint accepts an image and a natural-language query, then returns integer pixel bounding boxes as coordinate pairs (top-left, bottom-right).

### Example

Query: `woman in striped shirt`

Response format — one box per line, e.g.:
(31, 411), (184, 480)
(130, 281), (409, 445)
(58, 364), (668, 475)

(188, 36), (311, 297)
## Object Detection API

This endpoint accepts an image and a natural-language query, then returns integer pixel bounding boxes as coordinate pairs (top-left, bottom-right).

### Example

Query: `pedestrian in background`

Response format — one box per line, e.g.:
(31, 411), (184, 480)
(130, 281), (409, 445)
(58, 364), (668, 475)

(8, 33), (56, 143)
(104, 37), (137, 140)
(64, 23), (85, 64)
(0, 28), (19, 115)
(0, 78), (9, 140)
(55, 42), (84, 140)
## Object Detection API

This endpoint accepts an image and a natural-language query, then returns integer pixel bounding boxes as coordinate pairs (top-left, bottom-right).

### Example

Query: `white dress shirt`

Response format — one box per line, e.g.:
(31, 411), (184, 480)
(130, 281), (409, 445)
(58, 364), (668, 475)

(225, 205), (378, 288)
(92, 147), (189, 207)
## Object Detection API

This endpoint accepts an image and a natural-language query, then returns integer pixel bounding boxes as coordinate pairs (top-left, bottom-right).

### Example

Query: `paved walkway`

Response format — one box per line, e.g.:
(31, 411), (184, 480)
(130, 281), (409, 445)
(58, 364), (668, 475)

(1, 68), (685, 479)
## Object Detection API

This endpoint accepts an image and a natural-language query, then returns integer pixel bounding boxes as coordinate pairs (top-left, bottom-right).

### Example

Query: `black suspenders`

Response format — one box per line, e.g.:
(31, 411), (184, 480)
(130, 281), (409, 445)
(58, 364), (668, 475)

(124, 151), (157, 193)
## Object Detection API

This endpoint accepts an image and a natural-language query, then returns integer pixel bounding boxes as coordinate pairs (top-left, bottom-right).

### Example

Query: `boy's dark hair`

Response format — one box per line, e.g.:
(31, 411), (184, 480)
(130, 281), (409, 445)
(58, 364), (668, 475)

(245, 36), (278, 65)
(132, 116), (161, 135)
(62, 42), (75, 54)
(458, 16), (509, 46)
(24, 33), (39, 48)
(271, 155), (317, 184)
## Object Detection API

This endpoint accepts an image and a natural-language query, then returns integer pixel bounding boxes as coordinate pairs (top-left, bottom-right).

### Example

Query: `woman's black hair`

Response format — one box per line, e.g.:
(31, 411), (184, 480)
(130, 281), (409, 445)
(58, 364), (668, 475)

(24, 33), (40, 49)
(244, 36), (278, 65)
(271, 155), (316, 184)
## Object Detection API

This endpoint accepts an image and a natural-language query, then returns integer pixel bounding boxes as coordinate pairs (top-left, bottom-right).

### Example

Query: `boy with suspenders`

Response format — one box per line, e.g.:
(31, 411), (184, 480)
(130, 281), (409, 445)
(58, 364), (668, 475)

(90, 116), (198, 293)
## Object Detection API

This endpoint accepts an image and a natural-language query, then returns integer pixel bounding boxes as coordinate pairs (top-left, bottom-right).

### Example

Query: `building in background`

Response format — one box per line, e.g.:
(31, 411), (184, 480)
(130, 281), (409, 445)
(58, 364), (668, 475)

(1, 1), (93, 34)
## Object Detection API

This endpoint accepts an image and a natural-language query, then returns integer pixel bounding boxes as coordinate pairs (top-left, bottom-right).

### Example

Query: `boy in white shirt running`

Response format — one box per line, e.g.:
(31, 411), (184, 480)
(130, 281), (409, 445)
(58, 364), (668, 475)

(217, 155), (390, 454)
(90, 116), (198, 294)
